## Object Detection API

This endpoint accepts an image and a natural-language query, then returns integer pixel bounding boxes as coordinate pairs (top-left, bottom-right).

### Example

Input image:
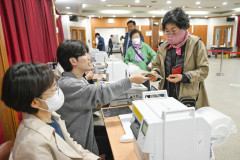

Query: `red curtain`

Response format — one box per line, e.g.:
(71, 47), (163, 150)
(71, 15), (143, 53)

(237, 15), (240, 47)
(56, 11), (64, 43)
(0, 0), (58, 66)
(0, 119), (5, 144)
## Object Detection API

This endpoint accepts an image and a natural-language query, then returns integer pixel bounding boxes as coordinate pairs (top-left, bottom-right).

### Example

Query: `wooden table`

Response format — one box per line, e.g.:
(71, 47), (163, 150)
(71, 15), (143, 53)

(102, 106), (139, 160)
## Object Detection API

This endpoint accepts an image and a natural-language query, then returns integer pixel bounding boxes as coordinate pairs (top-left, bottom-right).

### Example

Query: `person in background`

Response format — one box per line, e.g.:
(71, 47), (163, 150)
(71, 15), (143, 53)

(95, 33), (105, 51)
(56, 39), (148, 159)
(108, 35), (113, 57)
(149, 7), (209, 109)
(123, 20), (144, 57)
(120, 35), (125, 55)
(1, 63), (99, 160)
(124, 29), (156, 91)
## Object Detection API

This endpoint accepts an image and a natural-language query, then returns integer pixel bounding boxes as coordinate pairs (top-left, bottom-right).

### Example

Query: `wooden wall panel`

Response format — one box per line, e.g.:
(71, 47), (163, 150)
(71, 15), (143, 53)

(189, 25), (208, 46)
(141, 25), (151, 46)
(150, 18), (161, 49)
(0, 17), (19, 142)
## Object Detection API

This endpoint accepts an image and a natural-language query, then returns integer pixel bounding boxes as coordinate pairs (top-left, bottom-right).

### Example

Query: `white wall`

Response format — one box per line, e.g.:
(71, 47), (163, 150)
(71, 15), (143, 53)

(61, 16), (239, 51)
(95, 28), (126, 44)
(189, 17), (238, 51)
(207, 17), (238, 51)
(61, 15), (92, 47)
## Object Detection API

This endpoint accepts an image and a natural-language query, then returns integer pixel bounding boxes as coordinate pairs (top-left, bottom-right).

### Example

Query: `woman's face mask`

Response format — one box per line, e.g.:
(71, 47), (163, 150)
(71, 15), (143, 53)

(37, 87), (64, 112)
(132, 38), (141, 45)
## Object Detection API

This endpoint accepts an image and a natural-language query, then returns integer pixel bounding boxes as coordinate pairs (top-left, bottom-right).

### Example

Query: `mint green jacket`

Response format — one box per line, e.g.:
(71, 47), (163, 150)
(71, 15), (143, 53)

(124, 42), (156, 71)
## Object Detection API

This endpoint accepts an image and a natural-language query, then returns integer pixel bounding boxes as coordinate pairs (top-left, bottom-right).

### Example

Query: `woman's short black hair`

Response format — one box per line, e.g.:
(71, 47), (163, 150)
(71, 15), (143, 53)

(162, 7), (190, 30)
(57, 39), (88, 72)
(1, 63), (55, 114)
(130, 29), (142, 39)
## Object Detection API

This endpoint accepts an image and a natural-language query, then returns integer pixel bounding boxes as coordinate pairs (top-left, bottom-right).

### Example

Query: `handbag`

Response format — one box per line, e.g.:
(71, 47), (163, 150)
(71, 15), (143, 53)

(133, 47), (151, 65)
(180, 97), (196, 108)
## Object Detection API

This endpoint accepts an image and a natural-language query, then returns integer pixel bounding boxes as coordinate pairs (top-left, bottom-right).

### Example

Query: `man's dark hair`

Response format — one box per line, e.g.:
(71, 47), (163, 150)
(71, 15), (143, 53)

(57, 39), (88, 72)
(95, 33), (100, 37)
(1, 63), (55, 114)
(110, 35), (113, 37)
(130, 29), (142, 39)
(127, 20), (136, 26)
(162, 7), (190, 30)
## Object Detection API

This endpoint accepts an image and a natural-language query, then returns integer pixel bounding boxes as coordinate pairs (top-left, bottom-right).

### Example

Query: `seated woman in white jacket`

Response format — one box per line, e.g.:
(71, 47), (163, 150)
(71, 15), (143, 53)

(1, 63), (99, 160)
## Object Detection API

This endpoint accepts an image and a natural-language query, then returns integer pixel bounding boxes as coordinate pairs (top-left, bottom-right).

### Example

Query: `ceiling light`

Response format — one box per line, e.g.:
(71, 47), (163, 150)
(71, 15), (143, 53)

(152, 15), (155, 17)
(186, 11), (209, 15)
(133, 15), (136, 17)
(232, 14), (235, 16)
(82, 4), (86, 8)
(169, 6), (172, 8)
(101, 0), (106, 1)
(66, 7), (70, 9)
(149, 10), (167, 15)
(198, 6), (201, 8)
(147, 5), (150, 8)
(214, 6), (217, 8)
(182, 6), (185, 8)
(233, 8), (240, 11)
(135, 0), (140, 3)
(189, 16), (191, 18)
(128, 5), (131, 7)
(205, 16), (208, 18)
(101, 10), (130, 14)
(167, 1), (172, 4)
(113, 15), (116, 17)
(222, 2), (227, 5)
(196, 1), (200, 5)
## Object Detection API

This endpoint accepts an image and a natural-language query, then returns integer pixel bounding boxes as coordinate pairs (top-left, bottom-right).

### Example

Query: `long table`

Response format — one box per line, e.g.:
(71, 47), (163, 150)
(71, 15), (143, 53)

(101, 106), (139, 160)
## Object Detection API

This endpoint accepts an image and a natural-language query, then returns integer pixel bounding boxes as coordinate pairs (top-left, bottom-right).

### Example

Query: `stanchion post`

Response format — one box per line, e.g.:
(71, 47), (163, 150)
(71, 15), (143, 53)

(216, 50), (224, 76)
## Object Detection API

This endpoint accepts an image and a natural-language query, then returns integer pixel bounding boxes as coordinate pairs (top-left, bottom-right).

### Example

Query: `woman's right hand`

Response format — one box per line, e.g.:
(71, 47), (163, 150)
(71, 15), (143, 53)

(129, 72), (149, 84)
(148, 71), (159, 82)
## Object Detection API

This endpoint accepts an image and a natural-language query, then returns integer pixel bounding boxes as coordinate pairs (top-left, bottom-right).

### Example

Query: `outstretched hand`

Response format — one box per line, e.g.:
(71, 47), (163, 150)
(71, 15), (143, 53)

(148, 71), (159, 82)
(129, 72), (149, 84)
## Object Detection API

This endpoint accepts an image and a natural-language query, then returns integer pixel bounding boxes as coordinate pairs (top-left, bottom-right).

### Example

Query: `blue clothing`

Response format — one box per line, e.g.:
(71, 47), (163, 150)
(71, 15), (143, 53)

(97, 36), (105, 51)
(47, 116), (65, 140)
(123, 32), (144, 57)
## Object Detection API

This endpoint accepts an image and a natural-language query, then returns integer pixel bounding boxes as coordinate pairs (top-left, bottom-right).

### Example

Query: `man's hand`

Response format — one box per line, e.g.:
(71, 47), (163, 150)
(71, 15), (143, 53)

(166, 74), (182, 83)
(85, 71), (94, 80)
(129, 72), (149, 84)
(148, 71), (159, 82)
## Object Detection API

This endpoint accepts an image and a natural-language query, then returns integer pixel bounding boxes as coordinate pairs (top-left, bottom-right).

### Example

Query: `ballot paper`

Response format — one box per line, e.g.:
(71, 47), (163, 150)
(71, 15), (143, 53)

(147, 72), (163, 79)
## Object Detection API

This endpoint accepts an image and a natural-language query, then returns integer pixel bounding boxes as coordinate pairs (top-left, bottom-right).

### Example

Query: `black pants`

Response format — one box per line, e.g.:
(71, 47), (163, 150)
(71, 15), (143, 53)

(108, 47), (113, 56)
(94, 125), (113, 160)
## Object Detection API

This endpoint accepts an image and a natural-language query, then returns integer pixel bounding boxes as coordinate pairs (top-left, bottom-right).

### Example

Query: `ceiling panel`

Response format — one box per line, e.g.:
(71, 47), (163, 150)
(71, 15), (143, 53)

(55, 0), (240, 17)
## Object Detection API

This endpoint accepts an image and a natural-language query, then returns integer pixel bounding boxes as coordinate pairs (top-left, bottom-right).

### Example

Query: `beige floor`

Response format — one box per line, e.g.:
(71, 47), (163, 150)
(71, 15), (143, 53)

(97, 53), (240, 160)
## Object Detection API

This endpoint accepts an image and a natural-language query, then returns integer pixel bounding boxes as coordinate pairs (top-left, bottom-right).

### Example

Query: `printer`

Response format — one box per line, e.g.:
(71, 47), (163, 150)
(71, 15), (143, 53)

(105, 61), (148, 106)
(93, 62), (106, 74)
(130, 90), (236, 160)
(109, 83), (148, 106)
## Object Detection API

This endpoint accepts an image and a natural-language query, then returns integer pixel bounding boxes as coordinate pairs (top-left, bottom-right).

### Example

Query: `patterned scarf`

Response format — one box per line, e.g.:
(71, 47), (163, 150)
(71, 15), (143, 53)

(132, 42), (143, 62)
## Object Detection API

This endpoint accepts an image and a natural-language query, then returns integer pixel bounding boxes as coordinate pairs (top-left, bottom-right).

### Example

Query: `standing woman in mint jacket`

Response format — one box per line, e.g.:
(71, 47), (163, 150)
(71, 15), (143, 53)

(124, 29), (156, 90)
